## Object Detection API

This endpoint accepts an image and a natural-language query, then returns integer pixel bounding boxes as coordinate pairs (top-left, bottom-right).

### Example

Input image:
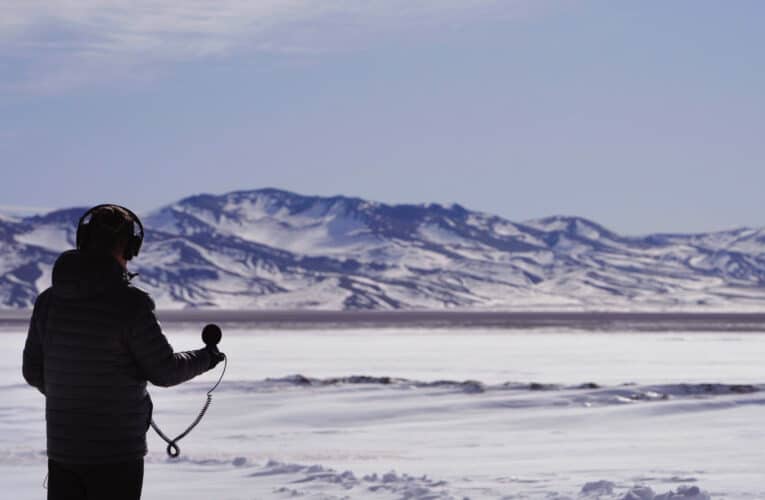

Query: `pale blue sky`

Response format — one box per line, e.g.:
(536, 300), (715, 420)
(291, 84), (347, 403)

(1, 1), (763, 234)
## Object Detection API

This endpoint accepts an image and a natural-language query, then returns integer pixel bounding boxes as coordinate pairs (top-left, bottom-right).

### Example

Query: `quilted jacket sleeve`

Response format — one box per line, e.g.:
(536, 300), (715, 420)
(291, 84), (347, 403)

(126, 294), (212, 387)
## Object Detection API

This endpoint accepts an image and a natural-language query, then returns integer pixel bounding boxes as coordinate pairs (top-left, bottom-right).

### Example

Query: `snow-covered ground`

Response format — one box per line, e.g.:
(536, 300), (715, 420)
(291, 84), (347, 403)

(2, 325), (764, 499)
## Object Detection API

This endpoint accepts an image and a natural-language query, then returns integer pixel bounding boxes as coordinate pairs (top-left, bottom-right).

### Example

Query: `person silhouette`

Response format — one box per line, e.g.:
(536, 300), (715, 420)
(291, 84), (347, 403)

(22, 204), (224, 500)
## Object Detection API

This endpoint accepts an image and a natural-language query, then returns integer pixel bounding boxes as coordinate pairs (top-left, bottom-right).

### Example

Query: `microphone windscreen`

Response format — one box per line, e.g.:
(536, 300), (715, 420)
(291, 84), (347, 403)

(202, 324), (222, 346)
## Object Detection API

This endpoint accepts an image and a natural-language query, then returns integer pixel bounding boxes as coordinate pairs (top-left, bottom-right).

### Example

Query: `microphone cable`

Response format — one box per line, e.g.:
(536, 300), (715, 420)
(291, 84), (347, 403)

(150, 355), (227, 458)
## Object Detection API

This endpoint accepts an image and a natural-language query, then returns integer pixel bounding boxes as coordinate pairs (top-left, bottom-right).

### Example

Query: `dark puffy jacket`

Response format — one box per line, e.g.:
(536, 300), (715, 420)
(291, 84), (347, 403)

(22, 250), (212, 464)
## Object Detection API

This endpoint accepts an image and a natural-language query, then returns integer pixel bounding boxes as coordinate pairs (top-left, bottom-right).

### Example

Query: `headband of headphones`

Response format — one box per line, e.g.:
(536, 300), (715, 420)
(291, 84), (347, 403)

(76, 204), (144, 260)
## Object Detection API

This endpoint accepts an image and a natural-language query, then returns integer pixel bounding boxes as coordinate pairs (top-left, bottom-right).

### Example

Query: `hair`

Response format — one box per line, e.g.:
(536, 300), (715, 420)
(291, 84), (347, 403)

(81, 205), (135, 257)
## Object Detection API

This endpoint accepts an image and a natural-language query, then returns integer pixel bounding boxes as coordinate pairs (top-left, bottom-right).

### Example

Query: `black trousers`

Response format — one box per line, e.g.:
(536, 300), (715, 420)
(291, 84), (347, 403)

(47, 458), (144, 500)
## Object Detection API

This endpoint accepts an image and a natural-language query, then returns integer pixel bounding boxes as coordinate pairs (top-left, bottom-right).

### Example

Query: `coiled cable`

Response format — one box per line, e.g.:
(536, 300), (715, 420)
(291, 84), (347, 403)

(150, 356), (227, 458)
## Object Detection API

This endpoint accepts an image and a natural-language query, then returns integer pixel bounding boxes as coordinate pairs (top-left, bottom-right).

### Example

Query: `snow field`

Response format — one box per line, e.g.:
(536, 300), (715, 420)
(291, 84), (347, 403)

(1, 326), (764, 498)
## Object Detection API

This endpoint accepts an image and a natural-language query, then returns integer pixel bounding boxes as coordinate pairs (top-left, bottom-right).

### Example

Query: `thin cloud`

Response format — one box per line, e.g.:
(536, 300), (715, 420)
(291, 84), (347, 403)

(0, 0), (527, 93)
(0, 204), (53, 216)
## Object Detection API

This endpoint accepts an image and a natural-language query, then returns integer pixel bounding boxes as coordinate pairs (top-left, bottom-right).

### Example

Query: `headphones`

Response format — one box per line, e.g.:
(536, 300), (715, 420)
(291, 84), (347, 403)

(76, 204), (144, 260)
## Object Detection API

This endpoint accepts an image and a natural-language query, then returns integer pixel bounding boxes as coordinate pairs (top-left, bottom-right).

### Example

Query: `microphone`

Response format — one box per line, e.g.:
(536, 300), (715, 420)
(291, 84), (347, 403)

(202, 324), (225, 369)
(202, 324), (222, 347)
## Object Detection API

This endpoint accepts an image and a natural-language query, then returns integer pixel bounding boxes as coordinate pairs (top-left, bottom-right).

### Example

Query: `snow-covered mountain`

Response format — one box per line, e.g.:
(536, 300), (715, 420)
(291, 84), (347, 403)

(2, 188), (765, 310)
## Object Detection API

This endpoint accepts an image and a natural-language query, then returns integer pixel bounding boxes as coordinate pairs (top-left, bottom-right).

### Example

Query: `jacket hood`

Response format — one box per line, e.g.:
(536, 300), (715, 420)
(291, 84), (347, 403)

(52, 249), (128, 300)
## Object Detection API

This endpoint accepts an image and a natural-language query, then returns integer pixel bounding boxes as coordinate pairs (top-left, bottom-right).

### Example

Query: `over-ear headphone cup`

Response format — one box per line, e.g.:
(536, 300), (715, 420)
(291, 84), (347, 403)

(124, 238), (139, 260)
(124, 221), (142, 259)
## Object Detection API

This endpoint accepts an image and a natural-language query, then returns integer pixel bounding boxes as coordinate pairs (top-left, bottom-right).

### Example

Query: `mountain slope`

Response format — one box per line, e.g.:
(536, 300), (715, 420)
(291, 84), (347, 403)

(1, 189), (764, 310)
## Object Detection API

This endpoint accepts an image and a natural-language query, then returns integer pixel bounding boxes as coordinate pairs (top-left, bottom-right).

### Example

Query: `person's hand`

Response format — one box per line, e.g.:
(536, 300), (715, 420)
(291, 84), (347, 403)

(206, 345), (226, 369)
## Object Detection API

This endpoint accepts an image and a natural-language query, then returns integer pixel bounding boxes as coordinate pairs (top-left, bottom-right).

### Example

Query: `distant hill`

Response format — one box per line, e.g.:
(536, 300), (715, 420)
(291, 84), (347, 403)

(1, 188), (764, 310)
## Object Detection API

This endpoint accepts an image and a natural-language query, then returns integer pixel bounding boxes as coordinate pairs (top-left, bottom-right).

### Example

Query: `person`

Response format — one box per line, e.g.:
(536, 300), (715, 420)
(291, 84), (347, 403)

(22, 204), (225, 500)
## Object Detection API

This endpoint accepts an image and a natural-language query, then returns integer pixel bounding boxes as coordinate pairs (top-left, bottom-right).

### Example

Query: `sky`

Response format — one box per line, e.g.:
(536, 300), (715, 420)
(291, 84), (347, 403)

(0, 0), (763, 235)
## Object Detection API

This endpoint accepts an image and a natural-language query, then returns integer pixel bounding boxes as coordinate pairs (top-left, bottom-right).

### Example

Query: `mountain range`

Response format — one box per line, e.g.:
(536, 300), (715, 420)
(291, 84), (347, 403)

(1, 188), (764, 310)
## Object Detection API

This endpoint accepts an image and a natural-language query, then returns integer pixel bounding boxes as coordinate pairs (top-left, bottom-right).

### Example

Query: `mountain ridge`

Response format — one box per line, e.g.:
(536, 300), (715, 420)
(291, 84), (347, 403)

(1, 188), (764, 310)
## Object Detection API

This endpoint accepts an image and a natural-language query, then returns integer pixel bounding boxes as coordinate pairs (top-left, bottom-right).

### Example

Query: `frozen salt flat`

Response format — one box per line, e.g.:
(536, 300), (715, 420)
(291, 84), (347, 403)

(2, 325), (764, 499)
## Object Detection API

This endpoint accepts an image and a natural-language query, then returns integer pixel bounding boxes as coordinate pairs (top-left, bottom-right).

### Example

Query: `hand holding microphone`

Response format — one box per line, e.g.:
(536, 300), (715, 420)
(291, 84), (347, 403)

(202, 324), (226, 370)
